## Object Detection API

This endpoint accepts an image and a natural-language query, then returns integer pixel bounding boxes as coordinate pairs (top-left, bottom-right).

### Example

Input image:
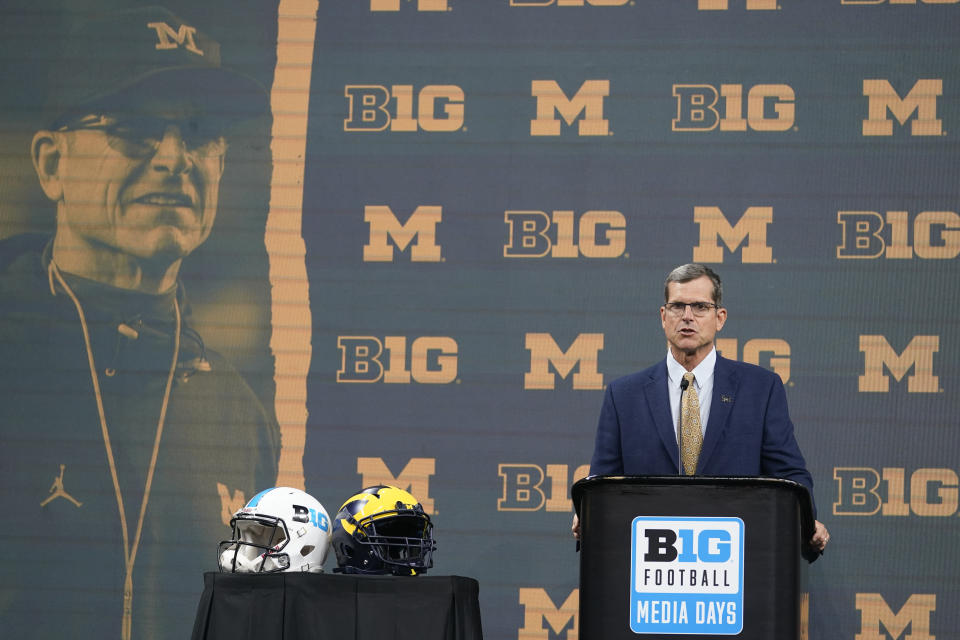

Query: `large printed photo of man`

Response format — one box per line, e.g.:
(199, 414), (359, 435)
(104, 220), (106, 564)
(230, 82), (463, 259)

(0, 5), (280, 639)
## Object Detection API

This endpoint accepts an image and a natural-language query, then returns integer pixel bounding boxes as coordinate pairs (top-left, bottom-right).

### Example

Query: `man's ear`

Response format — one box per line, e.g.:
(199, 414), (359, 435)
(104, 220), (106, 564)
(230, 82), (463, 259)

(31, 130), (64, 202)
(216, 140), (227, 178)
(716, 306), (727, 331)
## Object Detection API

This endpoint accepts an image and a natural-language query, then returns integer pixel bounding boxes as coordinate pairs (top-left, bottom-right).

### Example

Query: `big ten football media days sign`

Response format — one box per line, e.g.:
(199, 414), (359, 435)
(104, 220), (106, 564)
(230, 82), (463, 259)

(631, 517), (744, 635)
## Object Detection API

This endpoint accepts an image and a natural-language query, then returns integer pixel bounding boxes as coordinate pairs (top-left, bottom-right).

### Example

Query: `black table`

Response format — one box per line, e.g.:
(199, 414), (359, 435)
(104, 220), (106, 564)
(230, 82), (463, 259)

(191, 572), (483, 640)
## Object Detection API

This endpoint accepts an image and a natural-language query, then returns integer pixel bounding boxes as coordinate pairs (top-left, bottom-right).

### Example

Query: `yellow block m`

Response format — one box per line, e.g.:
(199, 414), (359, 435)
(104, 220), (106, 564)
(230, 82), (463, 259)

(518, 588), (579, 640)
(855, 593), (936, 640)
(524, 333), (604, 390)
(363, 205), (442, 262)
(216, 483), (247, 526)
(692, 206), (773, 263)
(859, 335), (939, 393)
(356, 457), (436, 514)
(863, 79), (942, 136)
(530, 80), (609, 136)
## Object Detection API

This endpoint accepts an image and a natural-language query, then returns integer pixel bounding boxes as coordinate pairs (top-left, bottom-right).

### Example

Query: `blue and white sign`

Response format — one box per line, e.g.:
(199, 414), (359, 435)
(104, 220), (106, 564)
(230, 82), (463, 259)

(630, 516), (744, 635)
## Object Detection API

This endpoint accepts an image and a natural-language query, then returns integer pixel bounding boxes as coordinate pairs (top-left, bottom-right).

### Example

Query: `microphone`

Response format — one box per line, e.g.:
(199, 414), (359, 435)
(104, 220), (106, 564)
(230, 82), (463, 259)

(677, 377), (689, 475)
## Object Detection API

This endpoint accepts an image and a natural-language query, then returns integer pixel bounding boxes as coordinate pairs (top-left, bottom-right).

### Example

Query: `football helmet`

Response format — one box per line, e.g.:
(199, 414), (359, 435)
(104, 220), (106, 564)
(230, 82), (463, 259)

(331, 485), (435, 576)
(218, 487), (331, 573)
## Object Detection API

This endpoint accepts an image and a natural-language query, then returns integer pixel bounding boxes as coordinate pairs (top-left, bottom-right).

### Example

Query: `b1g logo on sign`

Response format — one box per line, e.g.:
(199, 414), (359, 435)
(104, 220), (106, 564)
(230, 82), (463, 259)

(631, 517), (744, 635)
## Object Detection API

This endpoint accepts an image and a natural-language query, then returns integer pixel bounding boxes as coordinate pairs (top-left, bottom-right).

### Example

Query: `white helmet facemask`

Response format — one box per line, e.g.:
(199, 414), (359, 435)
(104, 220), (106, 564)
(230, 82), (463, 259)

(218, 519), (291, 573)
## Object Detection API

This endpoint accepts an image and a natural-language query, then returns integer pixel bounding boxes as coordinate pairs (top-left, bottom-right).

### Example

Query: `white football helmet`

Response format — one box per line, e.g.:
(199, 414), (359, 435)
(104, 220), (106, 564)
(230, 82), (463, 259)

(218, 487), (331, 573)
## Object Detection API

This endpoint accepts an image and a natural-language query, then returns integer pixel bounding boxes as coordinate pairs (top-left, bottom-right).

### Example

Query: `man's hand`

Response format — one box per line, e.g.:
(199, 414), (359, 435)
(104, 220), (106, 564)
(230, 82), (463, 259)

(571, 513), (581, 540)
(810, 519), (830, 553)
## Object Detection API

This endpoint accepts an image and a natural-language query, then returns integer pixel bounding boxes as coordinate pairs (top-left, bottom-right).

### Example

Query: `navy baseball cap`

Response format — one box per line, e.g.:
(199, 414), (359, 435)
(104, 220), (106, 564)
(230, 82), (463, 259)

(47, 6), (268, 126)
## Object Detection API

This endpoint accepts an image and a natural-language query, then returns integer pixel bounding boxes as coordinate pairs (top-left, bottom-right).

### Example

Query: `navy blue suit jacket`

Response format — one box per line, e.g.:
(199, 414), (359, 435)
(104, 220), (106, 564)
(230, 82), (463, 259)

(590, 355), (816, 516)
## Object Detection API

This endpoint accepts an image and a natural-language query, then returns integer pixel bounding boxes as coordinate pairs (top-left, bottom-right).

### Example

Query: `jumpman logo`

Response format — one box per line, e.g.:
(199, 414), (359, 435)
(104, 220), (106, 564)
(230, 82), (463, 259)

(40, 464), (83, 508)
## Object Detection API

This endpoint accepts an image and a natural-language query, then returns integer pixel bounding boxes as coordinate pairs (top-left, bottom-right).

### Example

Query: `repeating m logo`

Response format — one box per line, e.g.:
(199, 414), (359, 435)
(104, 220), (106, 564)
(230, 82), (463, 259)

(363, 205), (442, 262)
(524, 333), (604, 390)
(863, 79), (942, 136)
(370, 0), (448, 10)
(356, 457), (436, 514)
(518, 588), (579, 640)
(855, 593), (936, 640)
(530, 80), (610, 136)
(698, 0), (777, 8)
(692, 206), (773, 263)
(859, 335), (939, 393)
(216, 483), (246, 526)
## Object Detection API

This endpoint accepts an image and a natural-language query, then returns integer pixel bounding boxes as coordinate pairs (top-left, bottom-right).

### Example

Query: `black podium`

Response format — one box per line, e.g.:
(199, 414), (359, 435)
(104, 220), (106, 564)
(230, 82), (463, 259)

(190, 572), (483, 640)
(572, 476), (816, 639)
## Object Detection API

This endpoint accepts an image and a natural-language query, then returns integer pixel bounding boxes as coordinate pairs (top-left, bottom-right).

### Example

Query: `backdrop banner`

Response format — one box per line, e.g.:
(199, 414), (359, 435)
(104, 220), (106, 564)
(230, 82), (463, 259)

(1, 1), (957, 639)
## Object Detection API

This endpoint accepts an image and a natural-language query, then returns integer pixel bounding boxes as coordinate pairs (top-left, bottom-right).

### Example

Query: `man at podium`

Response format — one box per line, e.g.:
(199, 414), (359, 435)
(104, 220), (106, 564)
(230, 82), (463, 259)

(574, 263), (829, 553)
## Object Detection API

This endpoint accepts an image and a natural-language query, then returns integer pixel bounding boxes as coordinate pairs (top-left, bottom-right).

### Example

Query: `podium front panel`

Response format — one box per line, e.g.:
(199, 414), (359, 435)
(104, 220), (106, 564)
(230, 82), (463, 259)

(576, 477), (807, 640)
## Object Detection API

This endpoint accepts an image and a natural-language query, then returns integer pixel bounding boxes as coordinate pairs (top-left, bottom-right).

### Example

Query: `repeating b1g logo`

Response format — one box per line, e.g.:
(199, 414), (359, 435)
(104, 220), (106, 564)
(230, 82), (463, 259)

(345, 85), (464, 132)
(631, 517), (744, 635)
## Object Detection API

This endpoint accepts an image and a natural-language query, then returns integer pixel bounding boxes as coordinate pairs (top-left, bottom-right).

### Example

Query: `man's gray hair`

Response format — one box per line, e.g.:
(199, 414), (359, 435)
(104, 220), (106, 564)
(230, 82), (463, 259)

(664, 264), (722, 306)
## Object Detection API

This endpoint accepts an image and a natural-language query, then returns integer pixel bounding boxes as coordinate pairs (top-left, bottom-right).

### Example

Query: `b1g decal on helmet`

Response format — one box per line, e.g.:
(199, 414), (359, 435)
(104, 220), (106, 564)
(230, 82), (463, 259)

(331, 485), (435, 576)
(218, 487), (331, 574)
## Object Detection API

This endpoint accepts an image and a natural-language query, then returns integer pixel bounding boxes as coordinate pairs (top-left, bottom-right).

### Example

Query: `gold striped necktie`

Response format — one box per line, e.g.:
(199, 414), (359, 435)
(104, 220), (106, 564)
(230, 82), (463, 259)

(681, 372), (702, 476)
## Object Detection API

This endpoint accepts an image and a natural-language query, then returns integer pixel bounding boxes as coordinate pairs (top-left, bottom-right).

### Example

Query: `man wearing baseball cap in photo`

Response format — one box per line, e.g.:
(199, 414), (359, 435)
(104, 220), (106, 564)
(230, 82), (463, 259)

(0, 7), (279, 640)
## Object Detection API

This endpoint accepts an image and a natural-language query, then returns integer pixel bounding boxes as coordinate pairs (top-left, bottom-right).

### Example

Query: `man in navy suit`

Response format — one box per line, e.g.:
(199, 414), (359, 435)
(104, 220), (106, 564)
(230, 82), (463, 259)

(573, 263), (829, 552)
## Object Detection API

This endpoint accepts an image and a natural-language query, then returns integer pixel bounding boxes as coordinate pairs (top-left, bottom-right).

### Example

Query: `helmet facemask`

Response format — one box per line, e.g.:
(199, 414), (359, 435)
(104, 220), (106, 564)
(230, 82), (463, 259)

(218, 514), (292, 573)
(353, 506), (435, 574)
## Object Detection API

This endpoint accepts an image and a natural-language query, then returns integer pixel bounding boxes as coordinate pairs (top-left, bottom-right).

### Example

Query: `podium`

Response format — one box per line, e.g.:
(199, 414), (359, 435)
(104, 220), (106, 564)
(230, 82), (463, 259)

(572, 476), (817, 639)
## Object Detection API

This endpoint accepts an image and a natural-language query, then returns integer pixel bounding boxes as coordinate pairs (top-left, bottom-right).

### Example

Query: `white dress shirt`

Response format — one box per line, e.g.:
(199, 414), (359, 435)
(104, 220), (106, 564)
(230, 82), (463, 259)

(666, 346), (716, 440)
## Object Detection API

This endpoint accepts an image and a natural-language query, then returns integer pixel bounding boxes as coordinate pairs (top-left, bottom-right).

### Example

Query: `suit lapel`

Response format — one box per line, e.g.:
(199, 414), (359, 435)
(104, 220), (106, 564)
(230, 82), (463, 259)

(644, 360), (680, 473)
(699, 355), (740, 471)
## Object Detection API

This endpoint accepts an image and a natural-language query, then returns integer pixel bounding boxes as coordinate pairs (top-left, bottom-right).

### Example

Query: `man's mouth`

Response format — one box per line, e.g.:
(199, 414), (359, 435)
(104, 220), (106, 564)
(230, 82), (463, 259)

(134, 193), (194, 207)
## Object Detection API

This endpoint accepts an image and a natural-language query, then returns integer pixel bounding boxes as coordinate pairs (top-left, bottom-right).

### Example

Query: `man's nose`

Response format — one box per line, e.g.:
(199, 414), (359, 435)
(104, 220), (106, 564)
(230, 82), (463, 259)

(151, 126), (193, 174)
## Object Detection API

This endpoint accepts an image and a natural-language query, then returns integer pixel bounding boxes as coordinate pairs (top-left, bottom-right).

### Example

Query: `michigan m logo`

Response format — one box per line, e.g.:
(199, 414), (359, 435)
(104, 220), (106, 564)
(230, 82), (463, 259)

(863, 79), (942, 136)
(356, 457), (436, 514)
(146, 21), (203, 55)
(363, 205), (442, 262)
(524, 333), (603, 390)
(531, 80), (610, 136)
(511, 0), (628, 5)
(370, 0), (448, 10)
(859, 335), (939, 393)
(692, 206), (773, 263)
(216, 483), (246, 526)
(698, 0), (777, 8)
(518, 588), (579, 640)
(855, 593), (936, 640)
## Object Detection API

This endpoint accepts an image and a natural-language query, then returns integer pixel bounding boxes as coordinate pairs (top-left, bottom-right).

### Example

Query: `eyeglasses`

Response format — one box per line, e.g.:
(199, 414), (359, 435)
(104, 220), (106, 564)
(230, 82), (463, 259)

(664, 301), (720, 317)
(58, 114), (227, 159)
